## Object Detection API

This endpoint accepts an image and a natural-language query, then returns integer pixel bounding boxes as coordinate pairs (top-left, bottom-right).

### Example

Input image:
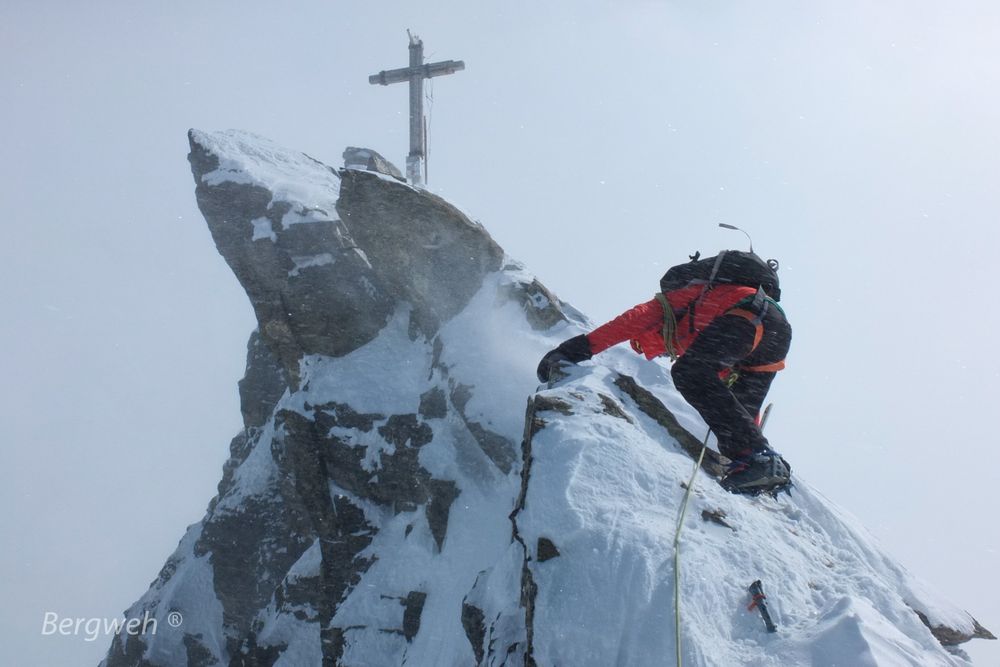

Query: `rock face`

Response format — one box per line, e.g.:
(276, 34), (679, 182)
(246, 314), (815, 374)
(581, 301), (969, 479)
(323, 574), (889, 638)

(187, 131), (394, 388)
(102, 130), (991, 667)
(101, 130), (576, 667)
(337, 168), (505, 337)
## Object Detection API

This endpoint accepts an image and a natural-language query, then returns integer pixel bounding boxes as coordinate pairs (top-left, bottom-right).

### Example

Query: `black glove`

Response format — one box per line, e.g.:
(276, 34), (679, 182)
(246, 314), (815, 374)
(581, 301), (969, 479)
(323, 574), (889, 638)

(536, 334), (593, 382)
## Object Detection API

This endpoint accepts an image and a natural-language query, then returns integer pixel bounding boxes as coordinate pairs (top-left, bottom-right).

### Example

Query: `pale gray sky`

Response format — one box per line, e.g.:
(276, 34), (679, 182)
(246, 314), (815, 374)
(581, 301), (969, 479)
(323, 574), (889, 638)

(2, 1), (998, 664)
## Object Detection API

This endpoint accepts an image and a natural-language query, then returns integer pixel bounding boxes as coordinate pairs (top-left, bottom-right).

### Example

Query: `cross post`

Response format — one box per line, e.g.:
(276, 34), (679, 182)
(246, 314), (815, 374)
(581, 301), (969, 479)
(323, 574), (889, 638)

(369, 32), (465, 185)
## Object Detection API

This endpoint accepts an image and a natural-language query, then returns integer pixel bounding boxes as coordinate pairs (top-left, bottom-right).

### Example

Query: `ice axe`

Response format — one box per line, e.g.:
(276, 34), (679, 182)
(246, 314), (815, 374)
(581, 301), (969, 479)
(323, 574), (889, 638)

(748, 579), (778, 633)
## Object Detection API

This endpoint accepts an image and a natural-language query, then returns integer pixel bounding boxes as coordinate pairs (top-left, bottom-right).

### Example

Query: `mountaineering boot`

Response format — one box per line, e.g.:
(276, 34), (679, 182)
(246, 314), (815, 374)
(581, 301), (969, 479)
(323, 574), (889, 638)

(721, 449), (791, 495)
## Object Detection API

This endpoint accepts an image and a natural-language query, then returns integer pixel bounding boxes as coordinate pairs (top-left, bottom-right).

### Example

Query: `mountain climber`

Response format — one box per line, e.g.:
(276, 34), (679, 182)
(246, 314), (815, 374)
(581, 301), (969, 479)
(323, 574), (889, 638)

(536, 250), (792, 494)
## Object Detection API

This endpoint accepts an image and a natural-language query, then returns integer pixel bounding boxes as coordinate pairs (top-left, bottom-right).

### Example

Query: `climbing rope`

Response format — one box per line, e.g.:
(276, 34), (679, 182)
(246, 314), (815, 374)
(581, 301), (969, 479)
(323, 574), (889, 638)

(672, 407), (773, 664)
(673, 428), (710, 667)
(654, 292), (680, 362)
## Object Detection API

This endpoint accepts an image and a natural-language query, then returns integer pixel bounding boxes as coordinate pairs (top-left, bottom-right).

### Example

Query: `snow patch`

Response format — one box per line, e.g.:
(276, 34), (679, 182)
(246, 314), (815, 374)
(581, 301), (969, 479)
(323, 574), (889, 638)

(216, 412), (282, 510)
(250, 217), (276, 242)
(294, 308), (430, 416)
(281, 207), (332, 227)
(437, 270), (573, 444)
(289, 253), (335, 277)
(190, 129), (340, 223)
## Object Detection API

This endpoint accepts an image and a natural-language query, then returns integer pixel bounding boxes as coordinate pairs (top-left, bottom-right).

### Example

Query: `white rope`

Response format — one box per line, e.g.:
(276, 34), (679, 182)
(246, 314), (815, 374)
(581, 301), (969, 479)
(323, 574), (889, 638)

(673, 429), (711, 667)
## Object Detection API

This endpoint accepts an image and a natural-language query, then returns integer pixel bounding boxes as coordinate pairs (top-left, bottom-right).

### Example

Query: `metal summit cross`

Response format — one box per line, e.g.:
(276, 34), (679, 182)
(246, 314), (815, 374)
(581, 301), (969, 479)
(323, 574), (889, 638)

(368, 31), (465, 186)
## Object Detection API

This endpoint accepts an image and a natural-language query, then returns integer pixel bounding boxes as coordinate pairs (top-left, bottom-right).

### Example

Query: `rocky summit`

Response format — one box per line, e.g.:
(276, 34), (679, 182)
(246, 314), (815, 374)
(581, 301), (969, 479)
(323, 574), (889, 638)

(102, 130), (991, 667)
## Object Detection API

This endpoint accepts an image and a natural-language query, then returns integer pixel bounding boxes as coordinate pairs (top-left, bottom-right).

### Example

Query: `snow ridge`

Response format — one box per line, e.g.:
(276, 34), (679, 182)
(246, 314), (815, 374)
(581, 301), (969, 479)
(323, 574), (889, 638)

(487, 356), (986, 665)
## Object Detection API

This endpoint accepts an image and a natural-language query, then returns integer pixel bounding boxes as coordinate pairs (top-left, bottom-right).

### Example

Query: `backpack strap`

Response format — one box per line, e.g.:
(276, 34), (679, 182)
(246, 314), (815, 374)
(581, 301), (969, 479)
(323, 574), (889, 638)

(740, 360), (787, 373)
(725, 292), (787, 374)
(727, 288), (769, 348)
(708, 251), (727, 282)
(726, 308), (766, 352)
(690, 251), (729, 332)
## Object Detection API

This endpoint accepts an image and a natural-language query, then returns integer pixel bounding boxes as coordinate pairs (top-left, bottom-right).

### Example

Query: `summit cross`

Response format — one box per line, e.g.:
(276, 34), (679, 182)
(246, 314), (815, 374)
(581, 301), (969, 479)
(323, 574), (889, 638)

(368, 32), (465, 186)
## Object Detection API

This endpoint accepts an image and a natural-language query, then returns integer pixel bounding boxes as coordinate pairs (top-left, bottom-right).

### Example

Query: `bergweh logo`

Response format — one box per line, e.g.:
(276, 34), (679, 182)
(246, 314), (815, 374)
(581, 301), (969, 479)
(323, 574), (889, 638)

(41, 610), (182, 642)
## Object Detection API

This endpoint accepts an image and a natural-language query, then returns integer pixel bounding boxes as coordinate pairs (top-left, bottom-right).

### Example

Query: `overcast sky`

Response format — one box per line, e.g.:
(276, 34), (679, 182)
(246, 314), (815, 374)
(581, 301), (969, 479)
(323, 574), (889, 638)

(2, 1), (998, 664)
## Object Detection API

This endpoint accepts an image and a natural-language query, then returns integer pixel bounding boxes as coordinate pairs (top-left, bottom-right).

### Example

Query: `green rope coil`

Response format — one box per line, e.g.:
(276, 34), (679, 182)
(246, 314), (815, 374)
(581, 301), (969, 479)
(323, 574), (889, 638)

(655, 292), (680, 362)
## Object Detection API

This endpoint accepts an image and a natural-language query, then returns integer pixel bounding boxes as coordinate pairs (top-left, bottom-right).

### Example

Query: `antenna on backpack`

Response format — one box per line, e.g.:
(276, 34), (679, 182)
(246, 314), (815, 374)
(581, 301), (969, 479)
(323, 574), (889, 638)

(719, 223), (754, 253)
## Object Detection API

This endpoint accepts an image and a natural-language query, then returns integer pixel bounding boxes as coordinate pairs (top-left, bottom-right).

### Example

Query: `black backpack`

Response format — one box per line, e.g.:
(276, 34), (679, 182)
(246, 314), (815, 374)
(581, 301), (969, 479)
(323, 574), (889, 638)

(660, 250), (781, 301)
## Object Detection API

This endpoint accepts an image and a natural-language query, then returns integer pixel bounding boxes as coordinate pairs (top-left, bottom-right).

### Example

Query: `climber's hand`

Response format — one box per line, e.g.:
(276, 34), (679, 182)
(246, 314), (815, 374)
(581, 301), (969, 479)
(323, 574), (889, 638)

(537, 348), (572, 382)
(536, 335), (593, 383)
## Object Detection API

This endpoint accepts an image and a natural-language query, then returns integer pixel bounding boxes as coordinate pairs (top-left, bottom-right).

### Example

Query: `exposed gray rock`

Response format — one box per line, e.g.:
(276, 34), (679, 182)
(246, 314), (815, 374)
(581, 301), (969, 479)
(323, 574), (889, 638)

(337, 168), (505, 336)
(531, 395), (574, 416)
(913, 607), (996, 646)
(500, 278), (570, 331)
(238, 329), (287, 429)
(401, 591), (428, 641)
(450, 382), (518, 474)
(343, 147), (404, 181)
(597, 393), (632, 423)
(535, 538), (560, 563)
(418, 386), (448, 419)
(701, 509), (736, 532)
(426, 480), (460, 551)
(460, 598), (487, 664)
(286, 406), (451, 521)
(461, 565), (527, 667)
(512, 397), (541, 667)
(188, 131), (394, 387)
(229, 636), (282, 667)
(378, 413), (433, 449)
(207, 430), (254, 515)
(181, 635), (217, 667)
(102, 403), (374, 667)
(194, 492), (315, 642)
(613, 373), (727, 475)
(310, 400), (382, 432)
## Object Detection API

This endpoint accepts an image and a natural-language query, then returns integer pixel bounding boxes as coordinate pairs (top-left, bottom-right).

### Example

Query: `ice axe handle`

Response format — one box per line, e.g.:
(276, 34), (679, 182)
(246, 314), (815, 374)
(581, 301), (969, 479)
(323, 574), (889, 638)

(748, 580), (778, 633)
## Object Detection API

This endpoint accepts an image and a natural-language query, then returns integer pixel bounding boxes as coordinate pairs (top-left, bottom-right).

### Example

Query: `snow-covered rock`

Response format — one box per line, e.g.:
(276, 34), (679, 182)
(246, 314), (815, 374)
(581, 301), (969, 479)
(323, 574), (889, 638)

(342, 147), (404, 181)
(102, 130), (992, 667)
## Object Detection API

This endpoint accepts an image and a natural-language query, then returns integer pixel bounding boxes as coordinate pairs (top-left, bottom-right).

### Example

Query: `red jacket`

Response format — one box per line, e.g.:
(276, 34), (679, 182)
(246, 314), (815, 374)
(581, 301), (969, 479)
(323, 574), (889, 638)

(587, 285), (759, 359)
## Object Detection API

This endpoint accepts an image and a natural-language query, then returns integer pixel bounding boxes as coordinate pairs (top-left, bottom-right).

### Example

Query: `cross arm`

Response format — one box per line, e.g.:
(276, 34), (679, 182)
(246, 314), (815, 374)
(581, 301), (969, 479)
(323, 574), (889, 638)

(369, 67), (413, 86)
(369, 60), (466, 86)
(423, 59), (465, 78)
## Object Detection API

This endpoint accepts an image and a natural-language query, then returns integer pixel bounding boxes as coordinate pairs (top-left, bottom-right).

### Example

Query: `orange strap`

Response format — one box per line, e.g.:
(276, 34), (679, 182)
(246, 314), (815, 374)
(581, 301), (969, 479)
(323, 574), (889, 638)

(725, 308), (787, 373)
(726, 308), (765, 351)
(742, 360), (786, 373)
